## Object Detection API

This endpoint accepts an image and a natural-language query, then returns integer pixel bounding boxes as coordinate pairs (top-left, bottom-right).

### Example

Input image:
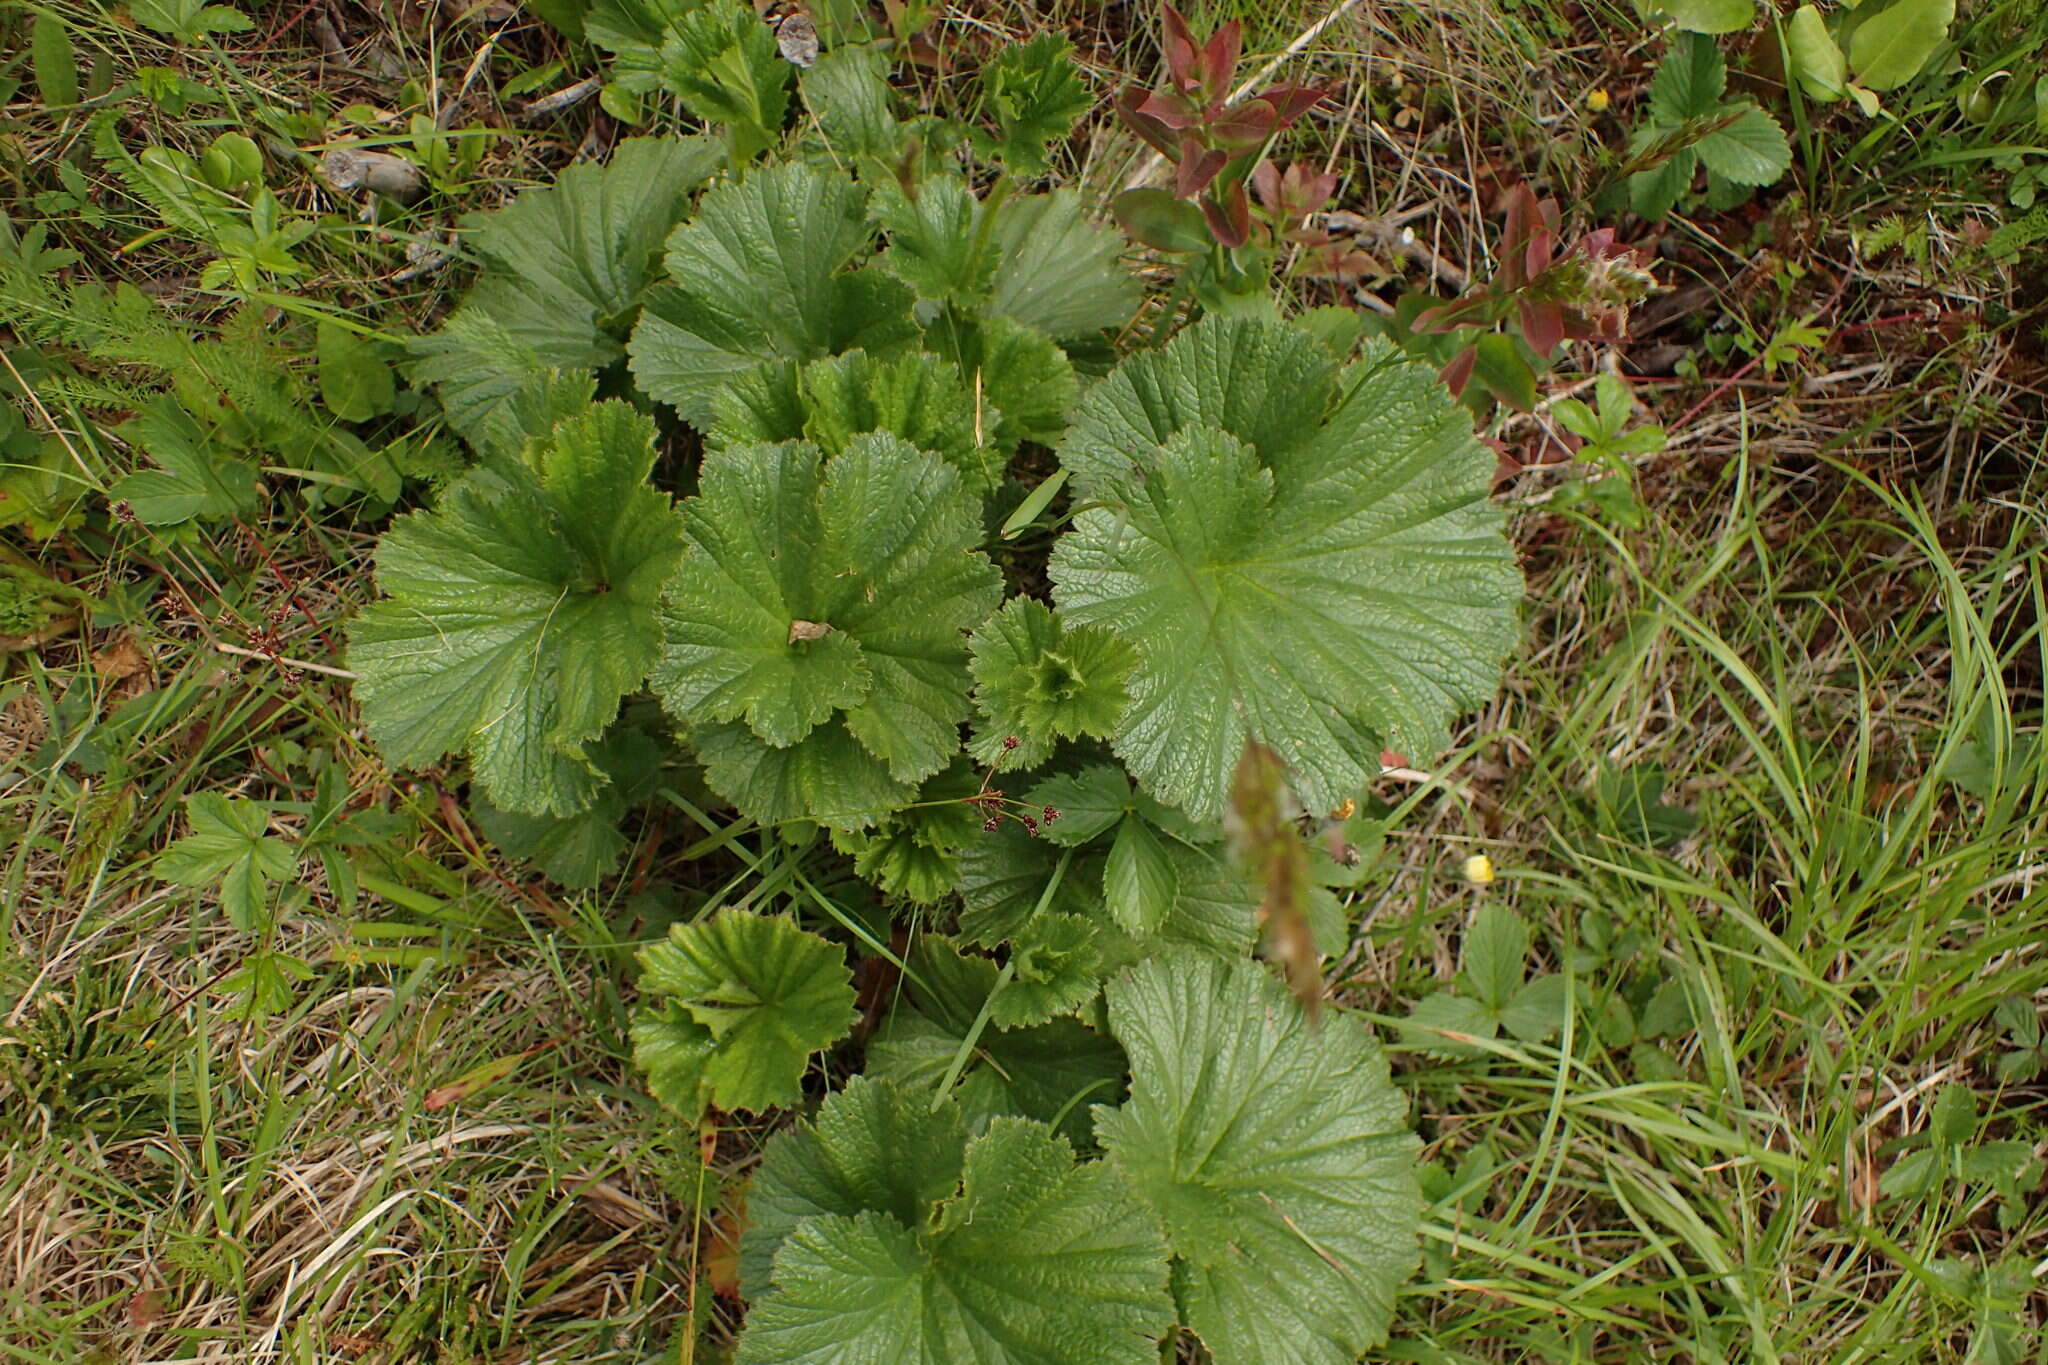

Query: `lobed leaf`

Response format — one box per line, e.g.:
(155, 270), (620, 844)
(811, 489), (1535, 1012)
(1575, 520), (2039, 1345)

(654, 434), (1002, 827)
(631, 908), (856, 1118)
(629, 162), (917, 428)
(347, 402), (685, 816)
(740, 1115), (1173, 1364)
(1050, 317), (1522, 821)
(1098, 953), (1421, 1364)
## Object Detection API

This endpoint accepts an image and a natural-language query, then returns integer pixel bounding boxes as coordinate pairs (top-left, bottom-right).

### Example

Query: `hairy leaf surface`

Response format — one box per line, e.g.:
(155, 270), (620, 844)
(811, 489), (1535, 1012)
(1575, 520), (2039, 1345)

(348, 402), (685, 816)
(654, 434), (1002, 826)
(1098, 953), (1421, 1364)
(629, 162), (917, 427)
(740, 1116), (1173, 1364)
(1050, 318), (1521, 820)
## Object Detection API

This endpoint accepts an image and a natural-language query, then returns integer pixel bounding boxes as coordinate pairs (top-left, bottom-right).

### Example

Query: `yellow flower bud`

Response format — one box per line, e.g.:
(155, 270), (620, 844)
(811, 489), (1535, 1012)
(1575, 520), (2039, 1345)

(1462, 854), (1495, 885)
(1586, 88), (1611, 113)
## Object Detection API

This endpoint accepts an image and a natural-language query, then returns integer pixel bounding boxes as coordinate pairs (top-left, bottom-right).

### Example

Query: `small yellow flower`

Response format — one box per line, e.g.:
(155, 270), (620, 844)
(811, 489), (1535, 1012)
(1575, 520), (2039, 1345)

(1462, 854), (1495, 885)
(1585, 88), (1612, 113)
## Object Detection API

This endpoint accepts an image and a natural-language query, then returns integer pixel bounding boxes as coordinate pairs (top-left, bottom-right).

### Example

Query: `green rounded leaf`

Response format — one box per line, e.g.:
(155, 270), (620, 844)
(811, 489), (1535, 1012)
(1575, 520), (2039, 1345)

(655, 434), (1003, 827)
(739, 1117), (1174, 1364)
(743, 1075), (971, 1299)
(348, 402), (686, 816)
(1097, 953), (1422, 1364)
(1050, 319), (1522, 821)
(630, 908), (856, 1118)
(628, 161), (918, 428)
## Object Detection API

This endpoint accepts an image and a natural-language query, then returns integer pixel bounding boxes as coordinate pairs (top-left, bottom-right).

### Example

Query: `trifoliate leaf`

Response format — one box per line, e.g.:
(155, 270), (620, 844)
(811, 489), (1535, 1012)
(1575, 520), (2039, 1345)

(348, 402), (686, 816)
(980, 33), (1095, 178)
(473, 727), (664, 887)
(867, 936), (1127, 1144)
(411, 137), (718, 450)
(967, 599), (1137, 769)
(629, 162), (919, 428)
(655, 434), (1002, 826)
(1649, 33), (1726, 125)
(713, 350), (999, 494)
(660, 2), (790, 160)
(924, 313), (1078, 448)
(158, 793), (297, 930)
(109, 397), (259, 526)
(828, 759), (983, 902)
(1628, 146), (1697, 221)
(1694, 105), (1791, 185)
(739, 1118), (1174, 1364)
(1097, 953), (1421, 1364)
(742, 1076), (970, 1299)
(631, 908), (856, 1118)
(1050, 318), (1521, 821)
(986, 190), (1142, 339)
(957, 825), (1109, 944)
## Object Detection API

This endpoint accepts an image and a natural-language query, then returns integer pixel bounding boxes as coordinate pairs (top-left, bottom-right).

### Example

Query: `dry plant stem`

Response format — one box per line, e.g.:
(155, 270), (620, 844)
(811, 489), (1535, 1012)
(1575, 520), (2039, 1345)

(214, 642), (358, 678)
(1121, 0), (1370, 192)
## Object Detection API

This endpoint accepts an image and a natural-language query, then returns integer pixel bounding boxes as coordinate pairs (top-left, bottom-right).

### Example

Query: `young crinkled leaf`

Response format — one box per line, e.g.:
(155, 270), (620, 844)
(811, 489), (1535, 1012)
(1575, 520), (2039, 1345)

(827, 759), (984, 902)
(1097, 953), (1422, 1365)
(712, 349), (1000, 495)
(739, 1111), (1173, 1364)
(629, 161), (918, 429)
(347, 401), (686, 817)
(1050, 317), (1522, 822)
(967, 598), (1137, 770)
(978, 33), (1096, 177)
(655, 434), (1002, 828)
(631, 908), (856, 1118)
